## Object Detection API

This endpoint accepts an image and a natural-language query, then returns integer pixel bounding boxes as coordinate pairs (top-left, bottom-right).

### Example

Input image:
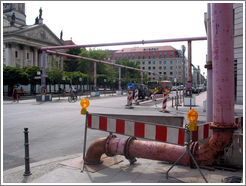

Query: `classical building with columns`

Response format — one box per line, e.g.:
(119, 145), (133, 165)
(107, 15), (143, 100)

(3, 3), (64, 70)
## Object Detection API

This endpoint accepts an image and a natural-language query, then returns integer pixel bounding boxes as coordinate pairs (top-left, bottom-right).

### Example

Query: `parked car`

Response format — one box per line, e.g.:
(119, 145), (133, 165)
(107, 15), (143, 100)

(132, 84), (152, 99)
(171, 86), (178, 91)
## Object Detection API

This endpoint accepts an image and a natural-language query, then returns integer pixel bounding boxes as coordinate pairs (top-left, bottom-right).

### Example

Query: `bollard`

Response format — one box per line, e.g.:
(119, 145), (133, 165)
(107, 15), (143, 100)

(190, 98), (192, 110)
(172, 97), (174, 108)
(134, 89), (139, 105)
(176, 96), (178, 110)
(23, 127), (31, 176)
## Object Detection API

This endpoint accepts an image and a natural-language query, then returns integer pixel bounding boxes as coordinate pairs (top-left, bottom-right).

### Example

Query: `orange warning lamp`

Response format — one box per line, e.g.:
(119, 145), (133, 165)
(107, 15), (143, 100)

(165, 89), (169, 94)
(80, 98), (90, 115)
(187, 109), (198, 131)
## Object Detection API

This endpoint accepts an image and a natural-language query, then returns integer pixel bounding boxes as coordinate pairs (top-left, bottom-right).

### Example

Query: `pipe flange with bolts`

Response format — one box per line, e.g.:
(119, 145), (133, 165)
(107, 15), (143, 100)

(105, 134), (117, 157)
(124, 136), (137, 163)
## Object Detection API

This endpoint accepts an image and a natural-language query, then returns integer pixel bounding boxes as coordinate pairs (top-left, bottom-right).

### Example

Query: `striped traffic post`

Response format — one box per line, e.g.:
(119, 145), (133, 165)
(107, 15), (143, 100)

(134, 89), (139, 105)
(160, 90), (170, 113)
(125, 89), (133, 109)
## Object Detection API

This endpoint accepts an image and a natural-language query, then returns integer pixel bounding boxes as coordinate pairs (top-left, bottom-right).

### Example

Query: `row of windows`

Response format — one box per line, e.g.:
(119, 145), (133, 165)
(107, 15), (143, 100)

(115, 55), (176, 60)
(145, 72), (182, 75)
(143, 66), (182, 71)
(116, 51), (173, 57)
(142, 60), (181, 65)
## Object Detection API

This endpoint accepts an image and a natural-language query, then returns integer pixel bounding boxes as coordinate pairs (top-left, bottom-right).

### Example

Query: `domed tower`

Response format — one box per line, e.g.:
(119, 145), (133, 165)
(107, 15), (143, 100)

(3, 3), (26, 27)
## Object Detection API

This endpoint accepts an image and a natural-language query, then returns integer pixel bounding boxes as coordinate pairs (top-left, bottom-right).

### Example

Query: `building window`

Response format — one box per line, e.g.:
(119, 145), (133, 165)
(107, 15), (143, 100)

(170, 66), (173, 70)
(164, 51), (167, 55)
(170, 51), (173, 54)
(142, 67), (145, 70)
(170, 55), (173, 58)
(133, 53), (135, 56)
(119, 57), (121, 59)
(164, 61), (166, 64)
(139, 53), (141, 55)
(153, 61), (155, 64)
(149, 73), (151, 75)
(142, 56), (145, 59)
(129, 53), (131, 56)
(153, 56), (156, 59)
(116, 54), (118, 57)
(128, 57), (131, 60)
(27, 53), (29, 59)
(179, 60), (181, 63)
(153, 52), (156, 55)
(149, 52), (151, 55)
(159, 61), (162, 64)
(120, 54), (122, 56)
(159, 66), (162, 70)
(164, 72), (166, 75)
(148, 67), (151, 70)
(159, 72), (162, 74)
(148, 56), (151, 59)
(179, 66), (181, 69)
(164, 55), (167, 58)
(148, 61), (151, 65)
(170, 72), (173, 75)
(159, 52), (162, 55)
(159, 56), (162, 59)
(115, 57), (118, 60)
(164, 66), (166, 70)
(153, 67), (155, 70)
(170, 61), (173, 64)
(142, 61), (145, 65)
(132, 57), (135, 59)
(143, 52), (145, 55)
(138, 56), (141, 59)
(178, 72), (181, 75)
(15, 51), (18, 58)
(124, 53), (127, 56)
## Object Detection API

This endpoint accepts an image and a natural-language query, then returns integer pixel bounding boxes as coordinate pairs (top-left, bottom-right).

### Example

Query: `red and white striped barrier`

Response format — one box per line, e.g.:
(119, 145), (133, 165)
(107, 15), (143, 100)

(87, 113), (186, 145)
(134, 92), (164, 104)
(134, 89), (139, 105)
(192, 116), (243, 142)
(125, 91), (133, 108)
(162, 93), (168, 110)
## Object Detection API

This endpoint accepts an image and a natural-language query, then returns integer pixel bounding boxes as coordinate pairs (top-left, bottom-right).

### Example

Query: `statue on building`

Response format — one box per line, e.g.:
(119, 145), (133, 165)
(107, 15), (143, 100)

(39, 7), (42, 19)
(60, 30), (63, 40)
(35, 16), (39, 24)
(10, 12), (15, 26)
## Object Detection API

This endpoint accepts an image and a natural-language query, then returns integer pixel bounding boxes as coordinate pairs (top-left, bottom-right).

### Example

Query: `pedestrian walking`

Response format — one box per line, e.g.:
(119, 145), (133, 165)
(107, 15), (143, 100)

(12, 85), (20, 102)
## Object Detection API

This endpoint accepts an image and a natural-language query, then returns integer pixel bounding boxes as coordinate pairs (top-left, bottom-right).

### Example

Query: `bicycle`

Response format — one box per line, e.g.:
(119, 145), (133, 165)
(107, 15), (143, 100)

(68, 94), (77, 102)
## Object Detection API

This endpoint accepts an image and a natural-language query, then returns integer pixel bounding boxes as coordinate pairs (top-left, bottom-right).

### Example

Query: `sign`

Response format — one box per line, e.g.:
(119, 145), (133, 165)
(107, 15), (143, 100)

(126, 83), (133, 90)
(35, 76), (41, 79)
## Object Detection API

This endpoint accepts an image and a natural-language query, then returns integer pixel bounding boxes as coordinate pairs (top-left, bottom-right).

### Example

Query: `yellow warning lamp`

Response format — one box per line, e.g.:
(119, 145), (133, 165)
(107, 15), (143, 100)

(80, 98), (90, 115)
(165, 89), (169, 95)
(187, 109), (198, 131)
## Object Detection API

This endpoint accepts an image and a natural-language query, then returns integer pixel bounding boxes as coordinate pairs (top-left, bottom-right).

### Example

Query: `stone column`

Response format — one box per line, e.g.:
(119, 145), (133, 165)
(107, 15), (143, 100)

(33, 47), (38, 66)
(10, 42), (16, 67)
(23, 45), (28, 67)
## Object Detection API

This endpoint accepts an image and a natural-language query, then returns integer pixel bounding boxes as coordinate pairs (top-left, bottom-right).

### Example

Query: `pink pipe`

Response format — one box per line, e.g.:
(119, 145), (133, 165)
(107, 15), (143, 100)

(211, 3), (234, 126)
(85, 135), (189, 166)
(191, 3), (237, 166)
(40, 36), (207, 51)
(45, 50), (172, 78)
(206, 3), (213, 123)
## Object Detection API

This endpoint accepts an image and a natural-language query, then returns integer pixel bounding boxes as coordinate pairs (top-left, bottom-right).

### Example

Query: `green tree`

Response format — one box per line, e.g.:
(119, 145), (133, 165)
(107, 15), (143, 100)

(63, 48), (81, 72)
(3, 66), (29, 96)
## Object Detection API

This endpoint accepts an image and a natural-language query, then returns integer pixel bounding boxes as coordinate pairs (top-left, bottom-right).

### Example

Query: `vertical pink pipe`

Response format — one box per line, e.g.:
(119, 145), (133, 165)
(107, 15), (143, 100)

(206, 3), (213, 123)
(94, 62), (97, 89)
(211, 3), (234, 126)
(187, 41), (192, 89)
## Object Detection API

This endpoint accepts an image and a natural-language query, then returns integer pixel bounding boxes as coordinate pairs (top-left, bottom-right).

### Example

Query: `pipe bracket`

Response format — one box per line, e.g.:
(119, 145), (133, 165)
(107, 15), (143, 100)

(210, 123), (238, 131)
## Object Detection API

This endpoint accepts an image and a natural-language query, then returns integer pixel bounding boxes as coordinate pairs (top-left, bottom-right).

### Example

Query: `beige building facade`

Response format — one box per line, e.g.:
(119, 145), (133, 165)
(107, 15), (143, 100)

(3, 3), (64, 70)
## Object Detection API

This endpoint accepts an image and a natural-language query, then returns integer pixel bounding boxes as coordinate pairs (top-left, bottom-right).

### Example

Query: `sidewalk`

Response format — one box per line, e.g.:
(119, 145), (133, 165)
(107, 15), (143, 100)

(2, 92), (244, 184)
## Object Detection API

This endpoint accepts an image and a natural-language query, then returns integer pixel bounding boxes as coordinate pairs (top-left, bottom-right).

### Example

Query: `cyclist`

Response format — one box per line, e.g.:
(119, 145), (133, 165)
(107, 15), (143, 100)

(70, 86), (75, 100)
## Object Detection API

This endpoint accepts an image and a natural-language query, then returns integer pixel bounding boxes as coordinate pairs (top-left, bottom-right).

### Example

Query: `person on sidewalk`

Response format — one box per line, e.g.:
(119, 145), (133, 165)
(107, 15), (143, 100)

(12, 86), (20, 102)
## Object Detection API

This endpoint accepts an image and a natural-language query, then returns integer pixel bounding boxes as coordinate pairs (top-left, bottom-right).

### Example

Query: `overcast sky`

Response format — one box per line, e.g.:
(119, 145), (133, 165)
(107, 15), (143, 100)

(25, 1), (208, 76)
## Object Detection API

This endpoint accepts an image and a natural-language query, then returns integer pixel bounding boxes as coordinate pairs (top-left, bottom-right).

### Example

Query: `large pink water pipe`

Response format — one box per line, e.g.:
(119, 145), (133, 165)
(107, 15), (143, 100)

(84, 3), (237, 168)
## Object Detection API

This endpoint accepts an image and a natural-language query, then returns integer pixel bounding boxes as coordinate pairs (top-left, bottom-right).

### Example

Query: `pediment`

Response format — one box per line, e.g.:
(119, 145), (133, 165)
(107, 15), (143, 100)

(17, 25), (63, 46)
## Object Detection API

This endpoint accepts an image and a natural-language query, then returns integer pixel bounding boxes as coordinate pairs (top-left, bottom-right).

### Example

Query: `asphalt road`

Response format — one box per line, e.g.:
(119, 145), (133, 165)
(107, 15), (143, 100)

(3, 93), (180, 171)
